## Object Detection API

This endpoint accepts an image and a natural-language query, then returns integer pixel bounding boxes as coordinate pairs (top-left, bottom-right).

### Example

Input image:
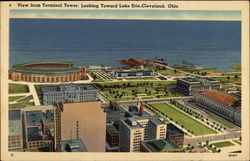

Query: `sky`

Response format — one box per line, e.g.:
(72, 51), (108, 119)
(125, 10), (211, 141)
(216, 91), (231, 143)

(10, 10), (241, 21)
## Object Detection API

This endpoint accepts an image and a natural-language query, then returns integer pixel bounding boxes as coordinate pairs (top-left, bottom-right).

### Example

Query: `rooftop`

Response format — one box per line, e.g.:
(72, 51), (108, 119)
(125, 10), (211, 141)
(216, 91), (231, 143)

(9, 109), (21, 120)
(115, 69), (154, 73)
(25, 110), (43, 127)
(106, 125), (119, 135)
(61, 139), (87, 152)
(201, 91), (240, 108)
(41, 83), (98, 93)
(142, 139), (179, 152)
(167, 123), (184, 135)
(181, 76), (218, 83)
(27, 127), (43, 142)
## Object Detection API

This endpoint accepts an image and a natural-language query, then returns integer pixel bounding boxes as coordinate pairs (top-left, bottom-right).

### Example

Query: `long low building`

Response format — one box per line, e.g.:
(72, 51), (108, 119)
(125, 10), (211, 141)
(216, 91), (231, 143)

(9, 62), (86, 83)
(41, 83), (99, 105)
(194, 90), (241, 126)
(176, 76), (221, 96)
(110, 69), (157, 79)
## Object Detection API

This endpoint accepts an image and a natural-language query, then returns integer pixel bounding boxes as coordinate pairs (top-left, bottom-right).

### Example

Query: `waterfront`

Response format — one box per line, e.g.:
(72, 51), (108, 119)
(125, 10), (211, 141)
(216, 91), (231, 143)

(10, 19), (241, 72)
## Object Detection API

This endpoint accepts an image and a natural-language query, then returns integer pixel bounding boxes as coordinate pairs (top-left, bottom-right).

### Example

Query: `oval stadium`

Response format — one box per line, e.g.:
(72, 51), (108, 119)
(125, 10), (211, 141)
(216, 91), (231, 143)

(9, 62), (86, 83)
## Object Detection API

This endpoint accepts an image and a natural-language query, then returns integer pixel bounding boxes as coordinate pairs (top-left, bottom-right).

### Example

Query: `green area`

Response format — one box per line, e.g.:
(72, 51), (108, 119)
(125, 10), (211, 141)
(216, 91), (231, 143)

(207, 115), (235, 129)
(125, 77), (158, 80)
(173, 66), (218, 75)
(145, 66), (183, 75)
(12, 62), (80, 72)
(9, 83), (29, 94)
(102, 87), (181, 101)
(9, 95), (34, 109)
(95, 80), (176, 89)
(213, 76), (241, 85)
(232, 140), (241, 145)
(212, 141), (234, 148)
(9, 102), (34, 109)
(17, 95), (33, 103)
(230, 65), (241, 71)
(9, 96), (25, 102)
(151, 103), (216, 136)
(87, 70), (114, 82)
(204, 144), (219, 153)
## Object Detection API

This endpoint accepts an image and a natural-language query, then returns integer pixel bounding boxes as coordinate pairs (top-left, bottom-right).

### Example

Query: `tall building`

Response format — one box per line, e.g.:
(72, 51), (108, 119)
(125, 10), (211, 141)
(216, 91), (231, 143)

(194, 90), (241, 126)
(119, 116), (166, 152)
(176, 76), (221, 95)
(9, 109), (23, 150)
(41, 83), (99, 105)
(54, 101), (106, 152)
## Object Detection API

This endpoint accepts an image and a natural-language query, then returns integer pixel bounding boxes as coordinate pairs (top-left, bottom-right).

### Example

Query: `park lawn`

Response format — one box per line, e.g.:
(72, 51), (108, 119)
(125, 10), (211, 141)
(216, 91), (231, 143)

(9, 96), (25, 102)
(9, 83), (29, 94)
(17, 95), (33, 103)
(95, 80), (176, 89)
(213, 141), (234, 148)
(208, 115), (235, 129)
(230, 65), (241, 71)
(151, 103), (216, 136)
(213, 77), (241, 85)
(232, 140), (241, 145)
(9, 101), (34, 109)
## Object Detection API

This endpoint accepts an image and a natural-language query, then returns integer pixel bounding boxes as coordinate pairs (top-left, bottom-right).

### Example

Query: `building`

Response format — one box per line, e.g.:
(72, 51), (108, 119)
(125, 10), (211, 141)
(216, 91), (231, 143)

(140, 138), (181, 152)
(60, 139), (87, 152)
(54, 101), (106, 152)
(176, 76), (221, 95)
(9, 109), (23, 150)
(41, 83), (99, 105)
(166, 123), (184, 147)
(119, 115), (166, 152)
(9, 62), (86, 83)
(24, 110), (53, 150)
(194, 90), (241, 126)
(110, 69), (157, 79)
(106, 125), (119, 152)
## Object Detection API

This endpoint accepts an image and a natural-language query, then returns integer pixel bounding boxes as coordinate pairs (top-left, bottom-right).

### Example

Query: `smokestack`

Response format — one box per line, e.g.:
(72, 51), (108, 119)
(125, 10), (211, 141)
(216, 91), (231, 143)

(140, 105), (144, 112)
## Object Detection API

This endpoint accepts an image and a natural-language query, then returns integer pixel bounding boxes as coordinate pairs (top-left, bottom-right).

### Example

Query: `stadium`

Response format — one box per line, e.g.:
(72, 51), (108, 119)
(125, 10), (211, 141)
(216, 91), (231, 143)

(9, 62), (86, 83)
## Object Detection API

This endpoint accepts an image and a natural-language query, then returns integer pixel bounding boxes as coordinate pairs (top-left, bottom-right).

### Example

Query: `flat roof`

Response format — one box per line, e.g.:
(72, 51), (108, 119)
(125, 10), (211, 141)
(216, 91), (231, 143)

(115, 69), (154, 73)
(9, 120), (22, 134)
(25, 110), (43, 127)
(27, 127), (43, 142)
(41, 83), (97, 93)
(167, 123), (184, 135)
(9, 109), (21, 120)
(201, 91), (240, 107)
(142, 139), (179, 152)
(181, 76), (218, 83)
(106, 125), (119, 135)
(61, 139), (87, 152)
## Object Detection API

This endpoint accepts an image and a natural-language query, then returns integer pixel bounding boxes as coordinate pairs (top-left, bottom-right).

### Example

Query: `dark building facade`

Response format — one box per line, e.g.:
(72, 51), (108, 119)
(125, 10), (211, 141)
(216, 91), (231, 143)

(111, 69), (157, 79)
(176, 76), (221, 96)
(166, 123), (184, 147)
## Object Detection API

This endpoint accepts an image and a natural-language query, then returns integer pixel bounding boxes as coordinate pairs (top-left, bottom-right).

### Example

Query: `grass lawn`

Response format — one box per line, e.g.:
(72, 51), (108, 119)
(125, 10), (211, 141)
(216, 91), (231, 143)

(9, 83), (29, 94)
(9, 96), (25, 102)
(233, 140), (241, 145)
(213, 77), (241, 85)
(230, 65), (241, 71)
(208, 115), (235, 129)
(95, 80), (176, 89)
(213, 141), (234, 148)
(17, 95), (33, 103)
(151, 103), (216, 136)
(9, 102), (34, 109)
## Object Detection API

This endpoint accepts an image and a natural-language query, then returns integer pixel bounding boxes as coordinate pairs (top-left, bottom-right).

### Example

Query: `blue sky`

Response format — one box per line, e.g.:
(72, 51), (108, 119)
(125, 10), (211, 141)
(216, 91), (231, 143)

(10, 10), (241, 21)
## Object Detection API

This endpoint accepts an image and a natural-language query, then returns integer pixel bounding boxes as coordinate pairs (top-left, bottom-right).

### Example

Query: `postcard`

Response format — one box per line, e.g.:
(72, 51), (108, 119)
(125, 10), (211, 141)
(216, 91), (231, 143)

(0, 1), (249, 161)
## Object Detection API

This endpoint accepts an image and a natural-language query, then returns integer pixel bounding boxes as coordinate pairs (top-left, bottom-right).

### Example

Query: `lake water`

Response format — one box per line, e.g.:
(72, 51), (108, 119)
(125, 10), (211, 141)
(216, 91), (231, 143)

(10, 19), (241, 72)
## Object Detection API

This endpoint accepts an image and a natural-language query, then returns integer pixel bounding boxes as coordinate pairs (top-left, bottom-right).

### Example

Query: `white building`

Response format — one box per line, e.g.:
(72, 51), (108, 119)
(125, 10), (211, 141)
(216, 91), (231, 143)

(119, 116), (166, 152)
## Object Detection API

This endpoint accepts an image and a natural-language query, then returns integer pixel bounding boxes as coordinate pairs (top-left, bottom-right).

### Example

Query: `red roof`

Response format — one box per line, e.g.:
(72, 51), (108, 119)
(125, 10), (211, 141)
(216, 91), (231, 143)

(202, 91), (240, 107)
(129, 58), (145, 65)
